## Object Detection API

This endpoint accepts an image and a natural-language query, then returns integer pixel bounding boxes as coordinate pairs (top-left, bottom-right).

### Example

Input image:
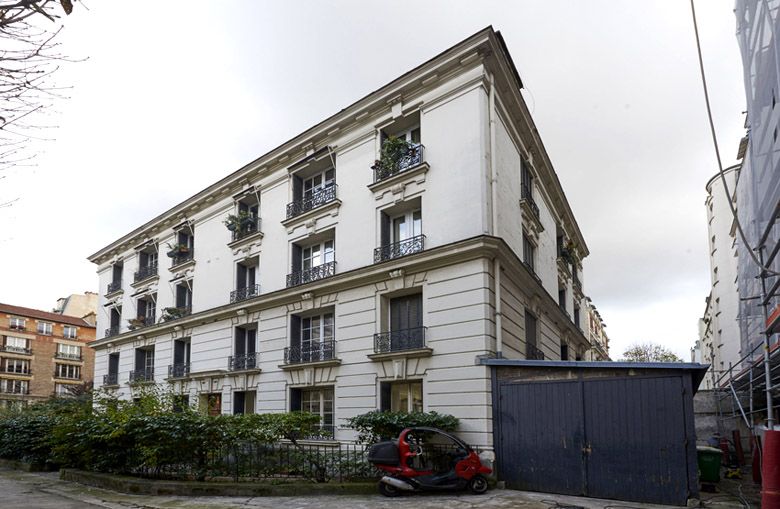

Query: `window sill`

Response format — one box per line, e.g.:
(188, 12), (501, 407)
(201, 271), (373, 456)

(368, 347), (433, 361)
(168, 258), (196, 273)
(368, 162), (429, 195)
(279, 358), (342, 371)
(105, 288), (124, 299)
(280, 199), (341, 233)
(226, 367), (262, 375)
(130, 274), (159, 288)
(227, 230), (264, 250)
(520, 198), (544, 238)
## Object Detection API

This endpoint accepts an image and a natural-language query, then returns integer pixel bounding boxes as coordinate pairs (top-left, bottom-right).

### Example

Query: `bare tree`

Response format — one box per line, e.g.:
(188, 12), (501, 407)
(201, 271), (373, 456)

(0, 0), (76, 176)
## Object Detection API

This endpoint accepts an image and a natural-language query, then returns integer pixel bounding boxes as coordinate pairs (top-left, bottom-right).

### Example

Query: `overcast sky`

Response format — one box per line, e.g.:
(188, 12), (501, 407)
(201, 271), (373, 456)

(0, 1), (745, 361)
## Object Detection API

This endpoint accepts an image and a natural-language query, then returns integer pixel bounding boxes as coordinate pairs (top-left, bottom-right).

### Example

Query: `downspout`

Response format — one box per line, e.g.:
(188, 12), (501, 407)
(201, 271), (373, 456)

(489, 72), (503, 359)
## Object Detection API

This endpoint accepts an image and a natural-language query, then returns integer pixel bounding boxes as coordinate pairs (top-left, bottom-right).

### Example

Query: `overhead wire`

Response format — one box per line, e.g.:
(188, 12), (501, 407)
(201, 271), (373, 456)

(689, 0), (780, 277)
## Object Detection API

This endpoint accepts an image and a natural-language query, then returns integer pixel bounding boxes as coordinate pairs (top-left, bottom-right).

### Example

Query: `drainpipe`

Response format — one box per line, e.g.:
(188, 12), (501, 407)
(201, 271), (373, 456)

(488, 72), (503, 359)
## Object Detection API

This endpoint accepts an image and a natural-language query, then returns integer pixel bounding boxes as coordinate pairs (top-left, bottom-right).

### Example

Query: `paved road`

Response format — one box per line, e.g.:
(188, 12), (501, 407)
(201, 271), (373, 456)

(0, 465), (743, 509)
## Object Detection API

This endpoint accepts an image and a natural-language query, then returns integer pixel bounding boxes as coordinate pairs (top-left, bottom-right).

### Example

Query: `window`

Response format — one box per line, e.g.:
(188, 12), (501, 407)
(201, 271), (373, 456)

(107, 307), (122, 337)
(135, 294), (157, 328)
(9, 317), (25, 330)
(37, 322), (52, 335)
(105, 353), (120, 385)
(380, 381), (422, 413)
(54, 383), (75, 397)
(230, 326), (257, 370)
(233, 391), (256, 415)
(0, 379), (28, 394)
(561, 344), (569, 361)
(168, 282), (192, 317)
(57, 343), (81, 360)
(171, 339), (191, 377)
(288, 312), (335, 363)
(173, 395), (190, 413)
(558, 289), (566, 310)
(376, 202), (424, 262)
(523, 235), (535, 273)
(134, 244), (159, 283)
(391, 293), (423, 333)
(291, 387), (333, 435)
(525, 310), (542, 360)
(232, 257), (260, 303)
(132, 348), (154, 382)
(574, 307), (581, 327)
(288, 235), (336, 287)
(108, 263), (123, 294)
(302, 240), (334, 270)
(169, 227), (194, 266)
(203, 393), (221, 416)
(287, 165), (337, 219)
(63, 326), (77, 339)
(303, 168), (335, 200)
(55, 364), (81, 379)
(3, 359), (29, 374)
(3, 336), (29, 354)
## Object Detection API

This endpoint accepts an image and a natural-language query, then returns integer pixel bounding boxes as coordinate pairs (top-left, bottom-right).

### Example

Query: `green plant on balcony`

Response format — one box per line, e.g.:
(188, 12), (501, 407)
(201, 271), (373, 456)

(127, 316), (147, 330)
(161, 307), (186, 321)
(223, 211), (255, 232)
(165, 242), (189, 258)
(374, 135), (416, 172)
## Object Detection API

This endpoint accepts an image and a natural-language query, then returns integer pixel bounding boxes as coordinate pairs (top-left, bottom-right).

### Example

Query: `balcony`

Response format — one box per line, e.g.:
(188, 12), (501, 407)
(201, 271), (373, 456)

(526, 343), (544, 360)
(231, 217), (262, 243)
(228, 352), (259, 371)
(134, 263), (158, 283)
(168, 362), (190, 378)
(0, 345), (31, 355)
(171, 248), (194, 268)
(374, 235), (425, 263)
(286, 184), (338, 220)
(373, 327), (428, 355)
(521, 183), (540, 219)
(286, 261), (336, 288)
(55, 352), (83, 361)
(129, 368), (154, 383)
(161, 305), (191, 322)
(105, 325), (120, 338)
(372, 143), (424, 183)
(284, 341), (337, 365)
(106, 280), (122, 295)
(103, 373), (119, 386)
(230, 284), (261, 304)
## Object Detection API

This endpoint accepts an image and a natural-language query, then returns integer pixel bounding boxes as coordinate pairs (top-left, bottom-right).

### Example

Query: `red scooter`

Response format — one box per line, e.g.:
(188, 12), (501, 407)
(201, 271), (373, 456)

(368, 426), (492, 497)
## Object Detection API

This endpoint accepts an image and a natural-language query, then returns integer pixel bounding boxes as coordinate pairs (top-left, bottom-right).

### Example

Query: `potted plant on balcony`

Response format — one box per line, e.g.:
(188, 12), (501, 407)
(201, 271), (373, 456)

(127, 316), (146, 330)
(223, 211), (255, 232)
(161, 307), (186, 321)
(373, 135), (417, 174)
(166, 242), (189, 258)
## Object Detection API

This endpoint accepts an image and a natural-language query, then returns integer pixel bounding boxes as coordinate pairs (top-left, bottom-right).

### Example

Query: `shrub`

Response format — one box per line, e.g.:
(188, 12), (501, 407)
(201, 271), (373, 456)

(346, 410), (459, 444)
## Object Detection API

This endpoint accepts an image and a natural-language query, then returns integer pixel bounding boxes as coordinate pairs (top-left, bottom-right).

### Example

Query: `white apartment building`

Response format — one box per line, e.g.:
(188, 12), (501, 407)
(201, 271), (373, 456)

(584, 297), (609, 361)
(88, 27), (590, 448)
(697, 165), (741, 388)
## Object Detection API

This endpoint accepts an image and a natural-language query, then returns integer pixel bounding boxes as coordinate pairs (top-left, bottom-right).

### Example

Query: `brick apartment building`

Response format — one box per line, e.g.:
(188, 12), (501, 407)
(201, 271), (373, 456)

(0, 303), (96, 407)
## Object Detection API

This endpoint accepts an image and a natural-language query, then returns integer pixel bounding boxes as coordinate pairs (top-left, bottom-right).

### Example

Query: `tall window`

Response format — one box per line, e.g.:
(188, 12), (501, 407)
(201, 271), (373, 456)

(381, 381), (422, 413)
(233, 390), (256, 415)
(55, 364), (81, 379)
(523, 235), (535, 273)
(171, 339), (191, 377)
(390, 294), (422, 333)
(231, 326), (257, 370)
(175, 283), (192, 312)
(37, 322), (52, 335)
(525, 310), (541, 360)
(57, 344), (81, 360)
(303, 168), (335, 199)
(109, 262), (123, 293)
(3, 359), (29, 374)
(9, 317), (25, 330)
(302, 240), (334, 270)
(291, 387), (333, 433)
(3, 336), (29, 353)
(233, 257), (260, 302)
(63, 326), (77, 339)
(0, 379), (28, 394)
(133, 348), (155, 382)
(137, 296), (156, 325)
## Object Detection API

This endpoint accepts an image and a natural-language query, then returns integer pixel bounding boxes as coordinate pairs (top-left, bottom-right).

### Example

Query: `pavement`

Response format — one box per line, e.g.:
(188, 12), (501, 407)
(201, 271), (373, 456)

(0, 464), (749, 509)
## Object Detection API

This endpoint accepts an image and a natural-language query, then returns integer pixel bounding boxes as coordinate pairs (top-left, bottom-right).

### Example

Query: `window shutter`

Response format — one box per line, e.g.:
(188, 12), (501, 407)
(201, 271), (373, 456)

(290, 388), (302, 412)
(380, 382), (391, 412)
(380, 212), (391, 247)
(561, 344), (569, 361)
(134, 349), (145, 371)
(248, 266), (256, 287)
(109, 353), (119, 375)
(292, 175), (303, 201)
(290, 315), (301, 348)
(390, 297), (403, 332)
(233, 391), (245, 415)
(525, 311), (537, 348)
(292, 244), (302, 273)
(247, 329), (256, 354)
(236, 264), (247, 290)
(235, 328), (246, 356)
(410, 294), (422, 328)
(138, 300), (147, 318)
(174, 340), (184, 364)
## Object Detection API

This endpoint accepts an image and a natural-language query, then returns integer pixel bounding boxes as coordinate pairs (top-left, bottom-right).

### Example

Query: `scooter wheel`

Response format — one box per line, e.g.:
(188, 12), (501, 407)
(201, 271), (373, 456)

(377, 479), (403, 497)
(468, 474), (489, 494)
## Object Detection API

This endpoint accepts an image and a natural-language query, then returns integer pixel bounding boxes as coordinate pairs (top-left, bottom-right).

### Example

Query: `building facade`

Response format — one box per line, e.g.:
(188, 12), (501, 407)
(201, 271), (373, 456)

(583, 297), (609, 361)
(88, 28), (590, 448)
(0, 303), (96, 407)
(53, 292), (98, 326)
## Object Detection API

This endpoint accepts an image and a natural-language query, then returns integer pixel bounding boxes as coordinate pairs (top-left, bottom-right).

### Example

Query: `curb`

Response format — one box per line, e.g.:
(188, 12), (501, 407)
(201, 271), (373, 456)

(60, 469), (378, 497)
(0, 457), (58, 472)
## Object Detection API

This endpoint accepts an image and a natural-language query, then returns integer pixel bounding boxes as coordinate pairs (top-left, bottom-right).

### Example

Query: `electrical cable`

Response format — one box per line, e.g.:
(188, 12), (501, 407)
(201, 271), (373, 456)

(689, 0), (780, 277)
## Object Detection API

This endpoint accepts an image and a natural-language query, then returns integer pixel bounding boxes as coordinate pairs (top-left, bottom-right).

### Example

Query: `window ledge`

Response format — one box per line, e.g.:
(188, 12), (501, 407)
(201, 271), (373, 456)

(227, 367), (262, 375)
(279, 358), (342, 371)
(520, 199), (544, 237)
(227, 231), (264, 250)
(105, 288), (124, 299)
(557, 258), (571, 278)
(281, 199), (341, 233)
(367, 162), (429, 197)
(130, 274), (159, 288)
(188, 369), (228, 380)
(168, 259), (196, 273)
(368, 347), (433, 361)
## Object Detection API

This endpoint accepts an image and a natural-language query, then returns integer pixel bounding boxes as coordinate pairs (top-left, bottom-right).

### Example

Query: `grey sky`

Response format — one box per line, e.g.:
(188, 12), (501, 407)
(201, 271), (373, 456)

(0, 1), (745, 361)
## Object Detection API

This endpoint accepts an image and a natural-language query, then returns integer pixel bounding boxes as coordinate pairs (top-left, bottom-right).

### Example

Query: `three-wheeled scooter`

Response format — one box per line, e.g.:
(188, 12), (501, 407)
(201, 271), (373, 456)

(367, 426), (492, 497)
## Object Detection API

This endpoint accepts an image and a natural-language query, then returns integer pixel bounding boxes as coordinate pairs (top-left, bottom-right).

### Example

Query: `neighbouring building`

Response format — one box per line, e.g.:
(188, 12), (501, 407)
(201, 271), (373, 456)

(583, 297), (609, 361)
(87, 27), (591, 448)
(696, 166), (741, 389)
(0, 303), (96, 407)
(53, 292), (98, 326)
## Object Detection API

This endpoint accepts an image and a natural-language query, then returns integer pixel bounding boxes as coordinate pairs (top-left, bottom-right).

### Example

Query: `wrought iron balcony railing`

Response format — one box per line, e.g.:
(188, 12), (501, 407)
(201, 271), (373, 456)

(103, 373), (119, 385)
(0, 345), (31, 355)
(374, 327), (426, 354)
(526, 343), (544, 360)
(55, 352), (82, 361)
(231, 217), (262, 242)
(374, 234), (425, 263)
(168, 362), (190, 378)
(372, 143), (424, 182)
(521, 182), (540, 219)
(134, 262), (158, 283)
(129, 368), (154, 383)
(286, 184), (338, 220)
(229, 352), (259, 371)
(105, 325), (120, 338)
(171, 248), (194, 268)
(284, 340), (336, 364)
(286, 261), (336, 288)
(106, 280), (122, 295)
(230, 284), (261, 304)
